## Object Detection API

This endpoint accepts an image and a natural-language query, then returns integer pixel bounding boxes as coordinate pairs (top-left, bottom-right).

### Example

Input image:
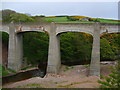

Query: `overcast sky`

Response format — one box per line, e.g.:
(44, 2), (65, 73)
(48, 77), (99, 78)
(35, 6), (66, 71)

(2, 1), (119, 20)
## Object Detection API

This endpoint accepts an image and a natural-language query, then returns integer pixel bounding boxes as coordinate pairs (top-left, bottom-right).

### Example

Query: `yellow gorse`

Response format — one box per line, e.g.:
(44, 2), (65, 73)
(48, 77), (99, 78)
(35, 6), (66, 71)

(71, 16), (96, 20)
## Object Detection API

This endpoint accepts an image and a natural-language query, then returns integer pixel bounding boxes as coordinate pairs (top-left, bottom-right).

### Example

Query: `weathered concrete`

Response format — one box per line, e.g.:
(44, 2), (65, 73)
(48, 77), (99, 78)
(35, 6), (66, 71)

(1, 23), (120, 35)
(56, 23), (94, 36)
(8, 23), (23, 71)
(1, 22), (119, 75)
(47, 22), (61, 74)
(89, 22), (101, 76)
(15, 33), (23, 70)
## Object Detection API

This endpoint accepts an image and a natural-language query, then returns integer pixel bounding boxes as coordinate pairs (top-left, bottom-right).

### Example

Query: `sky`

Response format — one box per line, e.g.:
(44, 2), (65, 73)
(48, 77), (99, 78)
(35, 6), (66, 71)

(1, 0), (120, 20)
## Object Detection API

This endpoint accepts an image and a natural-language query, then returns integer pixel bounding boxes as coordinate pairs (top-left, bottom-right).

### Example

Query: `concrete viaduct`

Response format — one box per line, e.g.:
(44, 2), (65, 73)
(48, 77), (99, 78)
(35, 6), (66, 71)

(1, 22), (120, 76)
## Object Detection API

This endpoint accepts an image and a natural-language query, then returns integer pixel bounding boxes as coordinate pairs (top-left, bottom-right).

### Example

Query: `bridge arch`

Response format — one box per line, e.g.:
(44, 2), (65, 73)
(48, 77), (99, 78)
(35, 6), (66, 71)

(7, 23), (50, 71)
(16, 30), (45, 34)
(6, 22), (119, 76)
(1, 31), (9, 67)
(55, 23), (94, 36)
(58, 32), (93, 66)
(56, 30), (93, 36)
(17, 31), (49, 72)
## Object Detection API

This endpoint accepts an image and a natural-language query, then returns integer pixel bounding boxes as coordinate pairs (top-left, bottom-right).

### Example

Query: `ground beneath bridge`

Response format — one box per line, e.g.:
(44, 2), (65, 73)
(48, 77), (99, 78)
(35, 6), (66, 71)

(3, 63), (114, 88)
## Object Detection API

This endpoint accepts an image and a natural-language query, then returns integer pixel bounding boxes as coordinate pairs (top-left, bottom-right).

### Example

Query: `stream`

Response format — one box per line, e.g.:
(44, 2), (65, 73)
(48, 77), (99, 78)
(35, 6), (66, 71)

(2, 60), (110, 85)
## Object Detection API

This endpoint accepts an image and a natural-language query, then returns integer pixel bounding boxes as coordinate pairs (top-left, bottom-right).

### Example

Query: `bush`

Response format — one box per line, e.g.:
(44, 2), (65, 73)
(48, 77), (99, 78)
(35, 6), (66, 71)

(10, 13), (35, 23)
(98, 60), (120, 88)
(100, 38), (115, 60)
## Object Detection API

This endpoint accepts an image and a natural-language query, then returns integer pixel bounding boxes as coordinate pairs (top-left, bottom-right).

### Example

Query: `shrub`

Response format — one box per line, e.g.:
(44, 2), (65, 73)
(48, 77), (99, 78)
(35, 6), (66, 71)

(98, 60), (120, 88)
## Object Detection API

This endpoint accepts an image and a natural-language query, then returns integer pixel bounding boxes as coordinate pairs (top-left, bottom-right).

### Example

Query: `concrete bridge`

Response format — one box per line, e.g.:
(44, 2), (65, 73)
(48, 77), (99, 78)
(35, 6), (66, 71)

(1, 22), (120, 76)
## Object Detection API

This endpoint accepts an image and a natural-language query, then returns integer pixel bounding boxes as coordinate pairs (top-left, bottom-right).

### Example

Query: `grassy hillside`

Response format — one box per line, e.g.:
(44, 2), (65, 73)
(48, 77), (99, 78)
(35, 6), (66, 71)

(44, 17), (94, 23)
(43, 16), (119, 23)
(97, 18), (119, 23)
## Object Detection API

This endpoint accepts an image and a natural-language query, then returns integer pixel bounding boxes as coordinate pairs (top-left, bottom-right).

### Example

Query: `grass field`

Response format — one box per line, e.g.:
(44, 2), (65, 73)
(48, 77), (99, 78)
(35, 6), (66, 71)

(43, 16), (119, 23)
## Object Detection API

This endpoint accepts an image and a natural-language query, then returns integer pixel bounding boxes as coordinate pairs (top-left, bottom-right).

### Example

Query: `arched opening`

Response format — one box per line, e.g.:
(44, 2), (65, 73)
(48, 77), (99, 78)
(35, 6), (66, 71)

(0, 31), (9, 67)
(58, 32), (93, 66)
(19, 31), (49, 76)
(100, 33), (120, 61)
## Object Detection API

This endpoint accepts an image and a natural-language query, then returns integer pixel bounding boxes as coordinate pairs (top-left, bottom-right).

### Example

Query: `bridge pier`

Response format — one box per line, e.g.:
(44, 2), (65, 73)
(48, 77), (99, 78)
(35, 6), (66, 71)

(89, 22), (101, 76)
(47, 22), (61, 74)
(8, 23), (23, 71)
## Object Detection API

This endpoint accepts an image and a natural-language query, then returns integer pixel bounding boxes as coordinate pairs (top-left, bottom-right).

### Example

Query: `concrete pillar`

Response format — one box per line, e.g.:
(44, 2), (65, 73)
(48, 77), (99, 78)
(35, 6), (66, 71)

(8, 23), (23, 71)
(16, 33), (23, 70)
(47, 22), (61, 74)
(89, 22), (101, 76)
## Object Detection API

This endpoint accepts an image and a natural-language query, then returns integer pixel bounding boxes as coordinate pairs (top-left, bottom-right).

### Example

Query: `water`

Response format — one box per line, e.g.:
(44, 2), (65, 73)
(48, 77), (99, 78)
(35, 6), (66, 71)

(2, 60), (90, 85)
(2, 69), (45, 85)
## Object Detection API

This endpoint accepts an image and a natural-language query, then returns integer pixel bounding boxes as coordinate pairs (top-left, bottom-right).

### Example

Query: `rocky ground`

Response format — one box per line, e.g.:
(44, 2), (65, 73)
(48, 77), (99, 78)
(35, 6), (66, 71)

(3, 63), (114, 88)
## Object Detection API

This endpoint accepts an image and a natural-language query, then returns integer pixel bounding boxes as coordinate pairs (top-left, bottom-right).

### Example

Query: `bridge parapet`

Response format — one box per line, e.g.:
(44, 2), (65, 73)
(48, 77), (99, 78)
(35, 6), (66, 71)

(100, 23), (120, 34)
(0, 25), (9, 34)
(15, 25), (45, 34)
(1, 23), (119, 35)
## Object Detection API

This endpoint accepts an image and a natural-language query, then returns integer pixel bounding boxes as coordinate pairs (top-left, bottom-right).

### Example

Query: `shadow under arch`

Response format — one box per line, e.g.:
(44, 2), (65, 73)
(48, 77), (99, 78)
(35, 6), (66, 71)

(0, 31), (9, 67)
(17, 31), (49, 75)
(56, 30), (93, 36)
(57, 31), (93, 66)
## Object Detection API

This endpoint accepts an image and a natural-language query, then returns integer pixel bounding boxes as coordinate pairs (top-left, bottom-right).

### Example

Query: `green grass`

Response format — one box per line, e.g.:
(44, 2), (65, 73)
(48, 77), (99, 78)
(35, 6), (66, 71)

(98, 18), (119, 23)
(84, 64), (90, 68)
(64, 66), (74, 72)
(57, 21), (94, 23)
(57, 81), (93, 88)
(17, 83), (43, 88)
(44, 17), (94, 23)
(0, 64), (16, 76)
(44, 17), (68, 22)
(0, 64), (36, 77)
(43, 16), (119, 23)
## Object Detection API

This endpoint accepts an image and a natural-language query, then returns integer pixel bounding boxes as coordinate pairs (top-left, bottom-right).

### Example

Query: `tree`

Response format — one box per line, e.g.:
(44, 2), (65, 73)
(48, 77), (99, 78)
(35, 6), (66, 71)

(98, 60), (120, 88)
(66, 16), (78, 21)
(101, 34), (120, 60)
(1, 9), (16, 23)
(23, 32), (49, 65)
(31, 15), (45, 22)
(94, 18), (100, 22)
(10, 13), (35, 23)
(100, 38), (115, 60)
(60, 32), (93, 62)
(1, 31), (9, 46)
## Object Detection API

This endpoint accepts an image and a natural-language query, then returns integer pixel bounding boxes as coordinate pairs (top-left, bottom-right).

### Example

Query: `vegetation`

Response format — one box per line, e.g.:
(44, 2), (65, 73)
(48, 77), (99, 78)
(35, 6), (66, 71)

(64, 66), (74, 72)
(1, 9), (120, 76)
(23, 32), (49, 65)
(57, 81), (92, 88)
(67, 16), (96, 21)
(10, 13), (35, 23)
(1, 9), (16, 23)
(17, 83), (43, 88)
(0, 64), (16, 76)
(98, 60), (120, 88)
(1, 31), (9, 46)
(60, 32), (93, 62)
(1, 9), (119, 23)
(2, 31), (119, 67)
(101, 34), (120, 60)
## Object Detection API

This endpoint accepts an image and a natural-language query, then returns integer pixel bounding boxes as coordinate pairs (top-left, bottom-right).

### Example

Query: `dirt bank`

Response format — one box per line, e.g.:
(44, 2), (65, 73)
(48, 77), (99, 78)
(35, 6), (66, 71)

(3, 64), (113, 88)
